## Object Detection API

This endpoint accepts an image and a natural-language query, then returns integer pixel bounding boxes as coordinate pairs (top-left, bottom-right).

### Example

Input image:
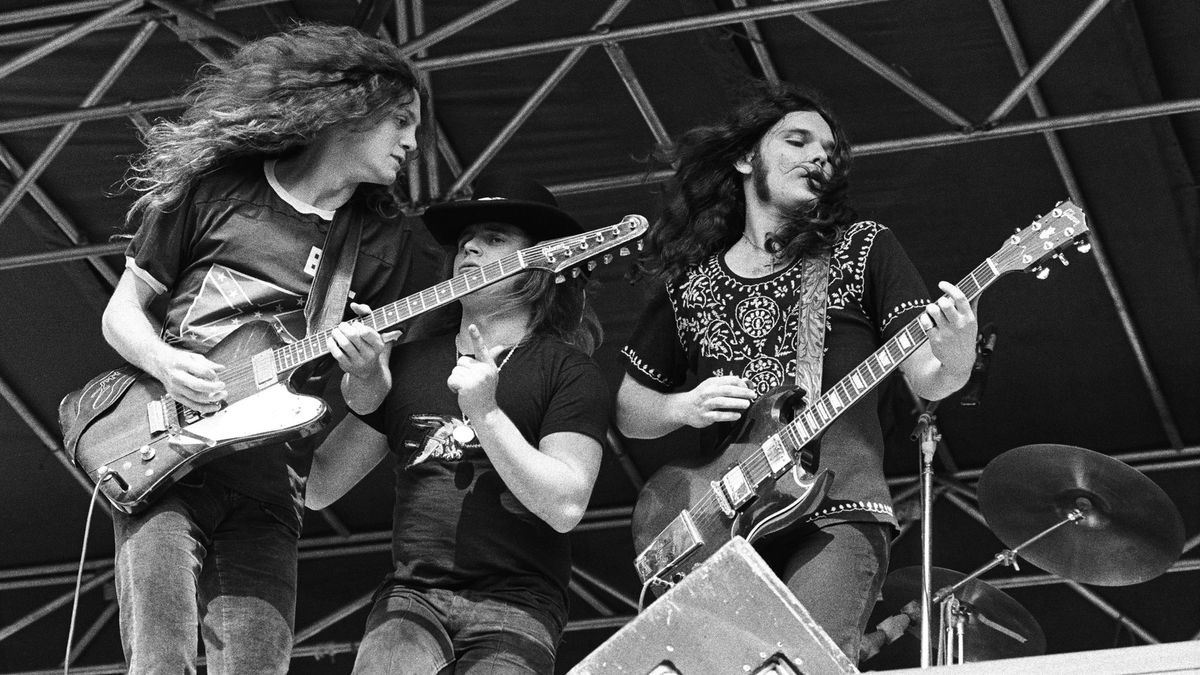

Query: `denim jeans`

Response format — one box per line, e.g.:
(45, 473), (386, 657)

(761, 521), (891, 664)
(352, 585), (561, 674)
(112, 477), (300, 674)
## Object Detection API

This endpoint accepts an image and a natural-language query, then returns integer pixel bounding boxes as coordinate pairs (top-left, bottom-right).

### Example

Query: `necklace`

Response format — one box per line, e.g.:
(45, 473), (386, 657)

(741, 231), (782, 270)
(454, 336), (521, 370)
(451, 338), (521, 444)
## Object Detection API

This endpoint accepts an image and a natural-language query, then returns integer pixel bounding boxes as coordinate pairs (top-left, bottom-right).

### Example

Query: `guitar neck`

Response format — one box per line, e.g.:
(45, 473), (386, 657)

(749, 258), (1003, 482)
(271, 250), (529, 374)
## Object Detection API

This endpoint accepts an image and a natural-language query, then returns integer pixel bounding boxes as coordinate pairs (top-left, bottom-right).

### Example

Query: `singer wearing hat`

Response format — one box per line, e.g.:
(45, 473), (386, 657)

(307, 175), (611, 673)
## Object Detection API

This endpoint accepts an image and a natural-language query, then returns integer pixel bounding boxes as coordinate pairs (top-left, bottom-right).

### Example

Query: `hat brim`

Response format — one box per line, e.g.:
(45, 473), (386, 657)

(423, 199), (584, 247)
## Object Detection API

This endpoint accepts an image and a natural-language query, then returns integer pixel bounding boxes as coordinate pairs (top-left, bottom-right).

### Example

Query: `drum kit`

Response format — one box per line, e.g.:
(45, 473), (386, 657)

(872, 443), (1186, 667)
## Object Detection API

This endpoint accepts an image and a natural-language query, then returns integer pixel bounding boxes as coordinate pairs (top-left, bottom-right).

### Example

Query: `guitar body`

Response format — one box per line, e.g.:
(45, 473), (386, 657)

(61, 322), (329, 513)
(631, 386), (832, 586)
(628, 201), (1093, 589)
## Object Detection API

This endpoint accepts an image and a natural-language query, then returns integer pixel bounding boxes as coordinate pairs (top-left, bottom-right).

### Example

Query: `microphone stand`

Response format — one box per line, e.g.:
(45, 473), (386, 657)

(910, 399), (941, 668)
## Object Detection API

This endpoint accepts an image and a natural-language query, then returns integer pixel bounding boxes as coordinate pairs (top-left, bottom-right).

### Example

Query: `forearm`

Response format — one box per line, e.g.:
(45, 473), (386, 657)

(101, 287), (171, 377)
(903, 343), (973, 401)
(340, 370), (390, 415)
(471, 410), (597, 533)
(615, 381), (685, 439)
(306, 415), (389, 510)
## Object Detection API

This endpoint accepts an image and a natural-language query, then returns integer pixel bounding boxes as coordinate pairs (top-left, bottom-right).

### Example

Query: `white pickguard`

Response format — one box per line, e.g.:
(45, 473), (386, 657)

(180, 383), (326, 445)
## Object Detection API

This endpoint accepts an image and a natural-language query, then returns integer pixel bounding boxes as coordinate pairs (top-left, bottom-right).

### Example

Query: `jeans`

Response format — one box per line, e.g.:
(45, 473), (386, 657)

(112, 477), (300, 674)
(761, 521), (891, 664)
(352, 585), (561, 674)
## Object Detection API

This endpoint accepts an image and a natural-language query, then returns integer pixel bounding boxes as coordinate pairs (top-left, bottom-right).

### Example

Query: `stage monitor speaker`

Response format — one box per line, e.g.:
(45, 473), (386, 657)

(569, 536), (857, 675)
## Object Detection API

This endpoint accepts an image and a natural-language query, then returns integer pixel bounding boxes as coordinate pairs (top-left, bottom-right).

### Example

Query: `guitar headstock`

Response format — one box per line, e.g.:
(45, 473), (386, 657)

(526, 214), (649, 279)
(991, 201), (1091, 278)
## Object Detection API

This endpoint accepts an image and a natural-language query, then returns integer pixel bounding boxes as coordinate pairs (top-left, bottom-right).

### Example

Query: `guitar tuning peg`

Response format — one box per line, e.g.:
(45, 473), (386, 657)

(571, 268), (582, 278)
(602, 253), (614, 265)
(618, 247), (630, 257)
(1076, 241), (1092, 254)
(586, 261), (598, 271)
(555, 274), (566, 284)
(1055, 253), (1070, 266)
(1013, 227), (1021, 234)
(1035, 267), (1051, 280)
(636, 241), (644, 251)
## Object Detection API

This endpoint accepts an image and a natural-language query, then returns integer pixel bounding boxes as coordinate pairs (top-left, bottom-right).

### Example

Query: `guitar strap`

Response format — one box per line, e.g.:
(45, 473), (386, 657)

(305, 206), (364, 336)
(792, 252), (830, 475)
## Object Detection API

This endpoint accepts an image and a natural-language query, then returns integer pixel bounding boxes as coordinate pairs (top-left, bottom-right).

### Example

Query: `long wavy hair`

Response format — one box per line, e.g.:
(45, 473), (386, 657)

(124, 23), (422, 229)
(635, 81), (857, 284)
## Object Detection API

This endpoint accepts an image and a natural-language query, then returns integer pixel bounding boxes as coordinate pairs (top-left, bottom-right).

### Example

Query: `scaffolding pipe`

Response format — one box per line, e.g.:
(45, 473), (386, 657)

(0, 143), (119, 287)
(0, 96), (186, 135)
(446, 0), (636, 197)
(730, 0), (782, 83)
(0, 0), (142, 83)
(603, 41), (671, 146)
(0, 20), (157, 230)
(987, 0), (1183, 452)
(793, 11), (971, 128)
(147, 0), (247, 47)
(397, 0), (519, 58)
(415, 0), (891, 71)
(986, 0), (1115, 124)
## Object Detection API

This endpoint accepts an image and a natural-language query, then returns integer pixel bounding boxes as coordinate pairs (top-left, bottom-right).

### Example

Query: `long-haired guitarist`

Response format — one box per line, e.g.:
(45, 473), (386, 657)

(99, 25), (440, 673)
(615, 81), (978, 662)
(306, 175), (611, 673)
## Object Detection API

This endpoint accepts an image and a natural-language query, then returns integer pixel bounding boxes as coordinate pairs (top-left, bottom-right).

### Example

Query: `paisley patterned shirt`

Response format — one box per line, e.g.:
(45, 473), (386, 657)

(622, 221), (930, 527)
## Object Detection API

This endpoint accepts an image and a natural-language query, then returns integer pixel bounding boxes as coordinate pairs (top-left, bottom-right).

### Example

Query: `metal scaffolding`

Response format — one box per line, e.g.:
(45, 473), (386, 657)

(0, 0), (1197, 671)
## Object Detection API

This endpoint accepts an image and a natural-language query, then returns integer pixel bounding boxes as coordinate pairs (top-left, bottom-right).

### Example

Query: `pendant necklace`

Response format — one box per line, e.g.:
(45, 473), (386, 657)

(452, 337), (520, 444)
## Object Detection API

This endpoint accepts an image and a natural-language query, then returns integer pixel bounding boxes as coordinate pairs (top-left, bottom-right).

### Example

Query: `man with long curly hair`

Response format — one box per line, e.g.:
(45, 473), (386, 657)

(100, 24), (438, 672)
(616, 81), (978, 662)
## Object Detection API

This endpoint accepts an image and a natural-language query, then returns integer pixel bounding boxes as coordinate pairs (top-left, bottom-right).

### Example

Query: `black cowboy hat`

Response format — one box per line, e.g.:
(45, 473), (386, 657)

(423, 174), (584, 247)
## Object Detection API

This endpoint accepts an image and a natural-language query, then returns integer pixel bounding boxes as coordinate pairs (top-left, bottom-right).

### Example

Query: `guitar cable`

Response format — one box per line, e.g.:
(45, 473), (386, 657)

(63, 470), (107, 673)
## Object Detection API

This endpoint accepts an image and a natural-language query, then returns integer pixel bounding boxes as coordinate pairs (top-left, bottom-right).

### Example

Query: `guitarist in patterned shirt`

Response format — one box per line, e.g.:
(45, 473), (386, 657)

(615, 81), (978, 663)
(98, 25), (439, 673)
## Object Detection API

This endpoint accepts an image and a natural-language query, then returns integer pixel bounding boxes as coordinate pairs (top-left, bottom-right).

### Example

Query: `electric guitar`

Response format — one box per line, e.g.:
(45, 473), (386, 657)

(59, 215), (648, 513)
(631, 202), (1090, 587)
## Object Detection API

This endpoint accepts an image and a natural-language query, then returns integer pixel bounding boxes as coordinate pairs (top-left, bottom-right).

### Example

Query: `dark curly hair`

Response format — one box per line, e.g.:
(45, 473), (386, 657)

(125, 23), (422, 229)
(635, 80), (857, 284)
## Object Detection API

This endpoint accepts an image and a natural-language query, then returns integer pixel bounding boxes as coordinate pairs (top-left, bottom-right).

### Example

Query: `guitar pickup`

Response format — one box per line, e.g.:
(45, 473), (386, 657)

(146, 398), (171, 434)
(712, 465), (754, 517)
(634, 511), (703, 584)
(251, 350), (277, 388)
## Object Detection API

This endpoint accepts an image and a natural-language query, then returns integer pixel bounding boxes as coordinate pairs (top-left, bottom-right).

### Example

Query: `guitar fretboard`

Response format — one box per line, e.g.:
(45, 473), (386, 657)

(272, 250), (527, 374)
(741, 259), (999, 488)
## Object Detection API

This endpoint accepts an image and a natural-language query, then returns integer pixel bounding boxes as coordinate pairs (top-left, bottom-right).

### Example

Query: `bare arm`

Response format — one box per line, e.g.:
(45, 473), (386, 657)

(614, 373), (755, 440)
(451, 325), (601, 533)
(102, 268), (225, 412)
(306, 414), (390, 510)
(900, 281), (977, 400)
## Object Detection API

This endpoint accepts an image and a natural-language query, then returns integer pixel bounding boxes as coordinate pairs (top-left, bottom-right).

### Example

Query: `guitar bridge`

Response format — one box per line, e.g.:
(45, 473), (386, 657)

(634, 511), (703, 584)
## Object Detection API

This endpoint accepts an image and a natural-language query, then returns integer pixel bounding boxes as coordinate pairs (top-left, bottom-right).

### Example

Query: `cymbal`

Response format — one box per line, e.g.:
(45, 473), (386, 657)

(978, 444), (1184, 586)
(875, 566), (1045, 662)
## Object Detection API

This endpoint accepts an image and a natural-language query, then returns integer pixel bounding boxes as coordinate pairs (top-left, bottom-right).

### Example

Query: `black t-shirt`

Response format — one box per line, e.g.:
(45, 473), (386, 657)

(357, 333), (611, 622)
(126, 159), (443, 512)
(622, 222), (929, 527)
